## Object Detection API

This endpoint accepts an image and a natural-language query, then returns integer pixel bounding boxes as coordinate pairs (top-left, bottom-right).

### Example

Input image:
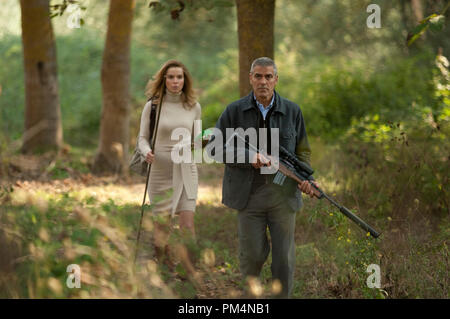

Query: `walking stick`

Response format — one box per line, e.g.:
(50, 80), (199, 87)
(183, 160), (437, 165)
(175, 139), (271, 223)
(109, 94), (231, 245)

(134, 96), (162, 265)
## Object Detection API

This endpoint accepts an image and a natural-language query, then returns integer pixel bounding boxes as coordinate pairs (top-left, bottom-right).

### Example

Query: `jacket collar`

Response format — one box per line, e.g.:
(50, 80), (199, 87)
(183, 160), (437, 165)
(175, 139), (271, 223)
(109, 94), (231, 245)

(242, 90), (286, 115)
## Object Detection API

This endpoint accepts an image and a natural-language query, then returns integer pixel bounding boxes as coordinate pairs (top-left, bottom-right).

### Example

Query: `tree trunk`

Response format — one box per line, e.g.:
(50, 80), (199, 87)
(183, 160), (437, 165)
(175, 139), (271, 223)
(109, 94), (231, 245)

(20, 0), (62, 153)
(408, 0), (426, 48)
(411, 0), (424, 24)
(236, 0), (275, 97)
(92, 0), (135, 174)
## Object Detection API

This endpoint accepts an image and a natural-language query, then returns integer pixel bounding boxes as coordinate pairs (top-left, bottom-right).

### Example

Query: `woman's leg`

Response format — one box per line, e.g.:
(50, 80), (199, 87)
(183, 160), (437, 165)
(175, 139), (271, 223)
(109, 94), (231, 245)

(178, 210), (196, 239)
(175, 210), (197, 277)
(153, 215), (171, 264)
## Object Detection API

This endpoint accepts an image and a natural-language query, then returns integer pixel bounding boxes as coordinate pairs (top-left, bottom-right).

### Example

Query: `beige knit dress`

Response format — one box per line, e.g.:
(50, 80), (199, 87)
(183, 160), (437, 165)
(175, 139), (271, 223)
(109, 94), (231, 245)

(138, 90), (201, 216)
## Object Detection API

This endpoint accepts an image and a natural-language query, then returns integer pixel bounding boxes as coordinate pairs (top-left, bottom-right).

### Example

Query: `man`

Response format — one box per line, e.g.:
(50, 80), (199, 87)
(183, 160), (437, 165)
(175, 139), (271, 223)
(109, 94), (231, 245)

(209, 57), (317, 298)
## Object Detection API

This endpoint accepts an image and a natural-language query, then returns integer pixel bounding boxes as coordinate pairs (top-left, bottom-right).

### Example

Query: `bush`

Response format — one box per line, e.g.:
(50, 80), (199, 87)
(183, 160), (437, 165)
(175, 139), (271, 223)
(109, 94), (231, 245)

(335, 53), (449, 219)
(276, 52), (438, 139)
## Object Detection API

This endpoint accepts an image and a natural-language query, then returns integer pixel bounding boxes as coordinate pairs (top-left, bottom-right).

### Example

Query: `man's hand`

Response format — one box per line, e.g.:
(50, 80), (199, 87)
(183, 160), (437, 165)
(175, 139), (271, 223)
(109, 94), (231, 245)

(145, 150), (155, 164)
(298, 180), (319, 198)
(251, 153), (271, 169)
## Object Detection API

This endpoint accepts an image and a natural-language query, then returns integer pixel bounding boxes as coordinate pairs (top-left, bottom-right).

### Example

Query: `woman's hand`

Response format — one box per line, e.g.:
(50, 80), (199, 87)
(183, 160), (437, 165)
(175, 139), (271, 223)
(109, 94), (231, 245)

(145, 150), (154, 164)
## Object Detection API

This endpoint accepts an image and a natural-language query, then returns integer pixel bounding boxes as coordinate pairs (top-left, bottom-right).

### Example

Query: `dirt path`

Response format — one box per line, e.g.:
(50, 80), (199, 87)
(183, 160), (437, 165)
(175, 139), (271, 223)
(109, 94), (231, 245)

(4, 160), (225, 208)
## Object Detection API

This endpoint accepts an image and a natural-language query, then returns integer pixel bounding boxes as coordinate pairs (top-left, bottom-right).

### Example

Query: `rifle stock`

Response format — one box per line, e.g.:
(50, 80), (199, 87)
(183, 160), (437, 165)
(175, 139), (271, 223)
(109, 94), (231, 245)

(277, 160), (323, 198)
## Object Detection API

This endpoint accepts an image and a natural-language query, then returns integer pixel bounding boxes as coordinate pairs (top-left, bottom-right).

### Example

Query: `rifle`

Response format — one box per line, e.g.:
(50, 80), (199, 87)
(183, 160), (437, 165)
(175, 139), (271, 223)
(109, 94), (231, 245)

(227, 133), (381, 238)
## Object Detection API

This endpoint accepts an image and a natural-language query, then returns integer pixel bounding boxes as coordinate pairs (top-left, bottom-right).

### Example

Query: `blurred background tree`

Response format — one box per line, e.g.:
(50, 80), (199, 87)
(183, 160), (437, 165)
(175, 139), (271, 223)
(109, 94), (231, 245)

(236, 0), (275, 97)
(19, 0), (63, 153)
(92, 0), (135, 174)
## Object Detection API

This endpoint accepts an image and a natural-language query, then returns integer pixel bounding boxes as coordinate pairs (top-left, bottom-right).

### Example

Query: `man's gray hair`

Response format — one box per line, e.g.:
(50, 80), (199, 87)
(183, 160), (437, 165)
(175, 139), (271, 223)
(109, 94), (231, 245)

(250, 57), (278, 75)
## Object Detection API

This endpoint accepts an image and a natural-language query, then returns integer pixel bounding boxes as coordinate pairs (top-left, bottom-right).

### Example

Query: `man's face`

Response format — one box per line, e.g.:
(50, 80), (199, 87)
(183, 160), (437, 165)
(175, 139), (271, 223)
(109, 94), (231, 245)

(249, 65), (278, 102)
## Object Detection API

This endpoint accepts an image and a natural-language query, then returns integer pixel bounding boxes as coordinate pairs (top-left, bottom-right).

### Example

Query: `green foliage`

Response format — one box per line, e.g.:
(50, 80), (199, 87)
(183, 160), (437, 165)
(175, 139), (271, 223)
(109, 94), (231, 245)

(336, 52), (450, 219)
(0, 35), (24, 141)
(199, 49), (240, 130)
(135, 0), (236, 90)
(276, 53), (438, 139)
(407, 0), (449, 47)
(407, 14), (446, 46)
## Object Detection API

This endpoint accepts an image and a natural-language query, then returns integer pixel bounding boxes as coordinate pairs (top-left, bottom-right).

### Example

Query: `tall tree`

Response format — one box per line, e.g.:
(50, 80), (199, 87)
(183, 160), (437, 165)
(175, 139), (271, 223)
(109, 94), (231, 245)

(236, 0), (275, 97)
(411, 0), (425, 24)
(20, 0), (62, 153)
(92, 0), (135, 174)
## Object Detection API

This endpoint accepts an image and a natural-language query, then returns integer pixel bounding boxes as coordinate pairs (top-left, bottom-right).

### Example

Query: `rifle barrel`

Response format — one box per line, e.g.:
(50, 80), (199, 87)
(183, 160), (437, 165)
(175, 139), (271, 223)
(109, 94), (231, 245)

(321, 192), (381, 238)
(282, 160), (381, 238)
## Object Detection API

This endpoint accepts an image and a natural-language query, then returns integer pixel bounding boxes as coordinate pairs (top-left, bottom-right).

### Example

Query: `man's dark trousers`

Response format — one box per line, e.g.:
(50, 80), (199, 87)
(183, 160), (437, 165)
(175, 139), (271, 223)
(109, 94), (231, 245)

(237, 183), (296, 298)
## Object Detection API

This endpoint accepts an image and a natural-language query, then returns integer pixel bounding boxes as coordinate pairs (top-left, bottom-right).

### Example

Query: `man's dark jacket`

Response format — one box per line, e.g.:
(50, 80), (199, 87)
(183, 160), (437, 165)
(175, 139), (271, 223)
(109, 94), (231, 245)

(210, 91), (312, 212)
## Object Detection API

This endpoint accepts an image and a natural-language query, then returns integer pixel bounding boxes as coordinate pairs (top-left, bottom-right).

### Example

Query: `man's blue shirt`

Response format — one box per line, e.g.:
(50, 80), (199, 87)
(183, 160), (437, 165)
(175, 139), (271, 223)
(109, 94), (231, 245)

(254, 93), (275, 120)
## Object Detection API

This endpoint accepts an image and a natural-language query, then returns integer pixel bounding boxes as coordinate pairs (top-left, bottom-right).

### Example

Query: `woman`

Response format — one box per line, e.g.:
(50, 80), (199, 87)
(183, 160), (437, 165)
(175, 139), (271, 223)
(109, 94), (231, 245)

(138, 60), (201, 256)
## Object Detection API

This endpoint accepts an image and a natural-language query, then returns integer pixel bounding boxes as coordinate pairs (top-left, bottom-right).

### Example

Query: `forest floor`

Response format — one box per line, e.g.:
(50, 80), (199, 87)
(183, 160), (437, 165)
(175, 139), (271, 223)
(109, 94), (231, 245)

(0, 149), (448, 299)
